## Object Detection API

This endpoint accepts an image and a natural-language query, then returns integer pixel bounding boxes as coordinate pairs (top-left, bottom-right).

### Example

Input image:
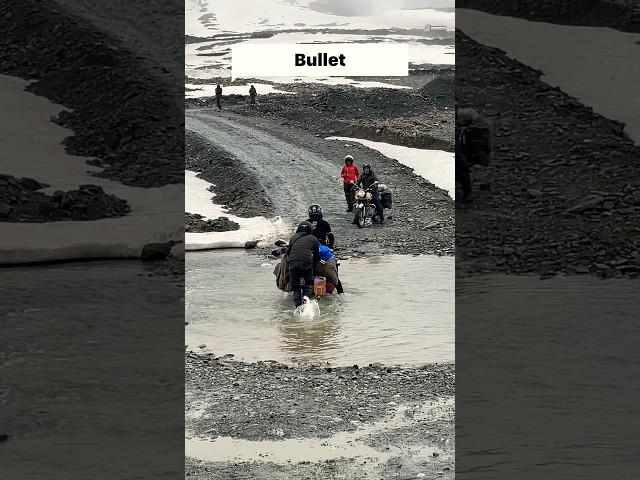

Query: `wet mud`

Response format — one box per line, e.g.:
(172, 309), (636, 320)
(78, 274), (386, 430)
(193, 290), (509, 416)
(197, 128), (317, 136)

(185, 353), (454, 480)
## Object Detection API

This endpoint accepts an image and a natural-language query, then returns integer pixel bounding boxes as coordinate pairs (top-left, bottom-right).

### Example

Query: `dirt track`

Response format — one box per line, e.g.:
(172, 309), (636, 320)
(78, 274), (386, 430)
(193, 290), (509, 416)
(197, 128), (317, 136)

(186, 109), (455, 256)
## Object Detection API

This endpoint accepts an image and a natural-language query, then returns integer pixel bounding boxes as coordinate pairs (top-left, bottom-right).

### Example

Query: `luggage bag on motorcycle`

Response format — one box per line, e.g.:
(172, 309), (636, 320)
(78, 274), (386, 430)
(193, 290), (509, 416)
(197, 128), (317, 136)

(381, 190), (393, 209)
(274, 255), (293, 292)
(462, 124), (492, 166)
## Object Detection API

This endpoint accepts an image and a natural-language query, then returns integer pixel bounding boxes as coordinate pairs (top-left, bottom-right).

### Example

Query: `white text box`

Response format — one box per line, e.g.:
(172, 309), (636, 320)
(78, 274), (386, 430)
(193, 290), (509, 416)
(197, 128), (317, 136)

(231, 44), (408, 78)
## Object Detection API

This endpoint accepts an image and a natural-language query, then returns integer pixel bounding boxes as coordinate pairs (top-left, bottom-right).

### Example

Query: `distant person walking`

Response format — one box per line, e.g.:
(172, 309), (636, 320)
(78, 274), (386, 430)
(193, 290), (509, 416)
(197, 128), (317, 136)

(340, 155), (359, 212)
(249, 84), (257, 105)
(215, 84), (222, 110)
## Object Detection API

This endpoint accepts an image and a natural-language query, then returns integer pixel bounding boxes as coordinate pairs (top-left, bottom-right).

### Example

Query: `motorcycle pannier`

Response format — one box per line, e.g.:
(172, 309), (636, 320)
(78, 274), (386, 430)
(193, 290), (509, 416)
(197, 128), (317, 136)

(381, 191), (393, 209)
(274, 255), (293, 292)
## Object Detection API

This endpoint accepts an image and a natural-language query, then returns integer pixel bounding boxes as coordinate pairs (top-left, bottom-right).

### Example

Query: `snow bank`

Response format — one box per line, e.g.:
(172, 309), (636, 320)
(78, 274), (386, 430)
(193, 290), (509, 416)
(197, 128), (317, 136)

(282, 76), (412, 89)
(0, 74), (182, 264)
(185, 170), (287, 250)
(409, 43), (455, 65)
(326, 136), (454, 196)
(185, 0), (455, 81)
(458, 9), (640, 143)
(244, 31), (455, 66)
(185, 30), (455, 81)
(186, 0), (454, 36)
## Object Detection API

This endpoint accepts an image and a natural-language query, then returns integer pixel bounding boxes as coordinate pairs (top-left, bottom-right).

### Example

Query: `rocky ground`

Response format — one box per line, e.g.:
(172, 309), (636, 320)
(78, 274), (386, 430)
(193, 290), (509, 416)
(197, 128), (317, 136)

(184, 53), (455, 256)
(0, 1), (183, 189)
(186, 110), (455, 257)
(456, 30), (640, 278)
(458, 0), (640, 33)
(186, 130), (275, 218)
(0, 0), (183, 263)
(185, 352), (454, 480)
(185, 213), (239, 233)
(186, 70), (455, 151)
(0, 175), (130, 222)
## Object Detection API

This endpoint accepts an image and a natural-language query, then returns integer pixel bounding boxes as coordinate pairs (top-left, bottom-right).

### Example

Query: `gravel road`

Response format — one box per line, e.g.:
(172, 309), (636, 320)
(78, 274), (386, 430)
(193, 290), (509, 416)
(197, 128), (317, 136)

(186, 110), (455, 256)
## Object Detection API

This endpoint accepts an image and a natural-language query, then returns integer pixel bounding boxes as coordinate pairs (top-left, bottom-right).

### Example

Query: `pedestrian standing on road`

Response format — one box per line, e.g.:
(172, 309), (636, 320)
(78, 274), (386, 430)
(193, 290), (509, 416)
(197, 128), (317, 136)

(287, 221), (321, 308)
(215, 84), (222, 110)
(340, 155), (359, 212)
(249, 84), (257, 105)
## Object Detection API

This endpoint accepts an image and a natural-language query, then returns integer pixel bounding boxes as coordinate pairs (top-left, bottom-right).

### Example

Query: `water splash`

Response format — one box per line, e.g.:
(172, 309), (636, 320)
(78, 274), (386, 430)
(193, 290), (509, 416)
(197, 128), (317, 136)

(294, 298), (321, 319)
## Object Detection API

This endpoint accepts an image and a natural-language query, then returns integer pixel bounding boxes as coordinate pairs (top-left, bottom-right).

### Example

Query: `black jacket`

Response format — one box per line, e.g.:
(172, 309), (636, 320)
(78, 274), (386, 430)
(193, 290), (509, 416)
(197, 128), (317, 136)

(307, 218), (334, 246)
(357, 171), (378, 190)
(287, 232), (320, 266)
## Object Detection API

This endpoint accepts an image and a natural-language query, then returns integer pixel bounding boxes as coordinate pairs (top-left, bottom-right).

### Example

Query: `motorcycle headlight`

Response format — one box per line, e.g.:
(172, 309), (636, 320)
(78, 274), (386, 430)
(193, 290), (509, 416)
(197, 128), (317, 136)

(356, 190), (365, 198)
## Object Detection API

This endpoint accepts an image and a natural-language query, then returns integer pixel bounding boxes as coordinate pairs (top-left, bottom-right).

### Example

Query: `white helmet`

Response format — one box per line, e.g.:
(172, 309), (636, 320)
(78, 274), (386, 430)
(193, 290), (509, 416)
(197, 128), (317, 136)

(377, 184), (387, 192)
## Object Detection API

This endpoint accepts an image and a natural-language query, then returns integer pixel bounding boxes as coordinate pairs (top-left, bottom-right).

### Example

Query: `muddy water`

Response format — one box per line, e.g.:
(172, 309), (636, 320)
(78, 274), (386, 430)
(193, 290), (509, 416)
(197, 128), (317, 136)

(457, 275), (640, 478)
(185, 398), (451, 465)
(1, 261), (184, 479)
(185, 251), (454, 365)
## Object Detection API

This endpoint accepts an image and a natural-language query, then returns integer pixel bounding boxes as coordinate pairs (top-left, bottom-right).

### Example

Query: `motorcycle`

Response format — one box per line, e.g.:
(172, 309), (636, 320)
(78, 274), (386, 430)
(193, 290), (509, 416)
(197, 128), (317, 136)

(271, 240), (341, 298)
(352, 183), (380, 229)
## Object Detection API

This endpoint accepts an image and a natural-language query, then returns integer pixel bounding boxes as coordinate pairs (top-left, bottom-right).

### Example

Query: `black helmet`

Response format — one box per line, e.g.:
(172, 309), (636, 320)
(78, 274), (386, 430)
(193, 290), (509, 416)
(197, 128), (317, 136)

(308, 204), (323, 218)
(296, 221), (313, 234)
(362, 163), (372, 173)
(344, 155), (354, 164)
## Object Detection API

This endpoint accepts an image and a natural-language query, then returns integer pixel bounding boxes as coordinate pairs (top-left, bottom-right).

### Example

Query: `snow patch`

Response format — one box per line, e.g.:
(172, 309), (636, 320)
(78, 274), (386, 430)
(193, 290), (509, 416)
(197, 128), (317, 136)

(327, 136), (454, 196)
(185, 170), (287, 250)
(458, 9), (640, 143)
(186, 0), (454, 36)
(185, 1), (455, 82)
(0, 74), (181, 265)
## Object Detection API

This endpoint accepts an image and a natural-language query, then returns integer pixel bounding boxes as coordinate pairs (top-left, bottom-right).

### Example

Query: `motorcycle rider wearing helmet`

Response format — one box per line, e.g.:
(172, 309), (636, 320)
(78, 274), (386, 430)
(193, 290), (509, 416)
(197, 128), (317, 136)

(287, 221), (321, 307)
(340, 155), (360, 212)
(356, 163), (384, 224)
(307, 204), (335, 248)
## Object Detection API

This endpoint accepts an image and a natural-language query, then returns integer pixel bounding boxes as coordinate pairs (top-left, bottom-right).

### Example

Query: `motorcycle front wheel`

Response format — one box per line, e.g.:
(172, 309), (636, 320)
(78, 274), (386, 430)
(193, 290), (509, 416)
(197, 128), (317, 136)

(354, 208), (366, 229)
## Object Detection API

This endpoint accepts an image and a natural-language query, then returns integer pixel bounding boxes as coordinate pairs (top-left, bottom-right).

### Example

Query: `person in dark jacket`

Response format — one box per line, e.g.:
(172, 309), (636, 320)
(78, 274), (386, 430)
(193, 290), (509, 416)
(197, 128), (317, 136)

(287, 221), (321, 307)
(249, 84), (257, 105)
(307, 204), (335, 247)
(456, 107), (492, 203)
(356, 163), (384, 223)
(455, 129), (471, 203)
(340, 155), (360, 212)
(215, 84), (222, 110)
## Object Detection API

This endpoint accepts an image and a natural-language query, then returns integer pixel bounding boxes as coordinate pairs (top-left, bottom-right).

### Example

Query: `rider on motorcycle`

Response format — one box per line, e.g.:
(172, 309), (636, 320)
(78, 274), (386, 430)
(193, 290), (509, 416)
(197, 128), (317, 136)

(355, 164), (384, 224)
(307, 204), (335, 248)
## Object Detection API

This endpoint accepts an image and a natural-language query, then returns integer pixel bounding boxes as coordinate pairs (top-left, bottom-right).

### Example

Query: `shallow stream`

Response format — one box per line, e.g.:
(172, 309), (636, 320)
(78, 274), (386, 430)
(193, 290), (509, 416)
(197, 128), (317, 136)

(185, 251), (455, 365)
